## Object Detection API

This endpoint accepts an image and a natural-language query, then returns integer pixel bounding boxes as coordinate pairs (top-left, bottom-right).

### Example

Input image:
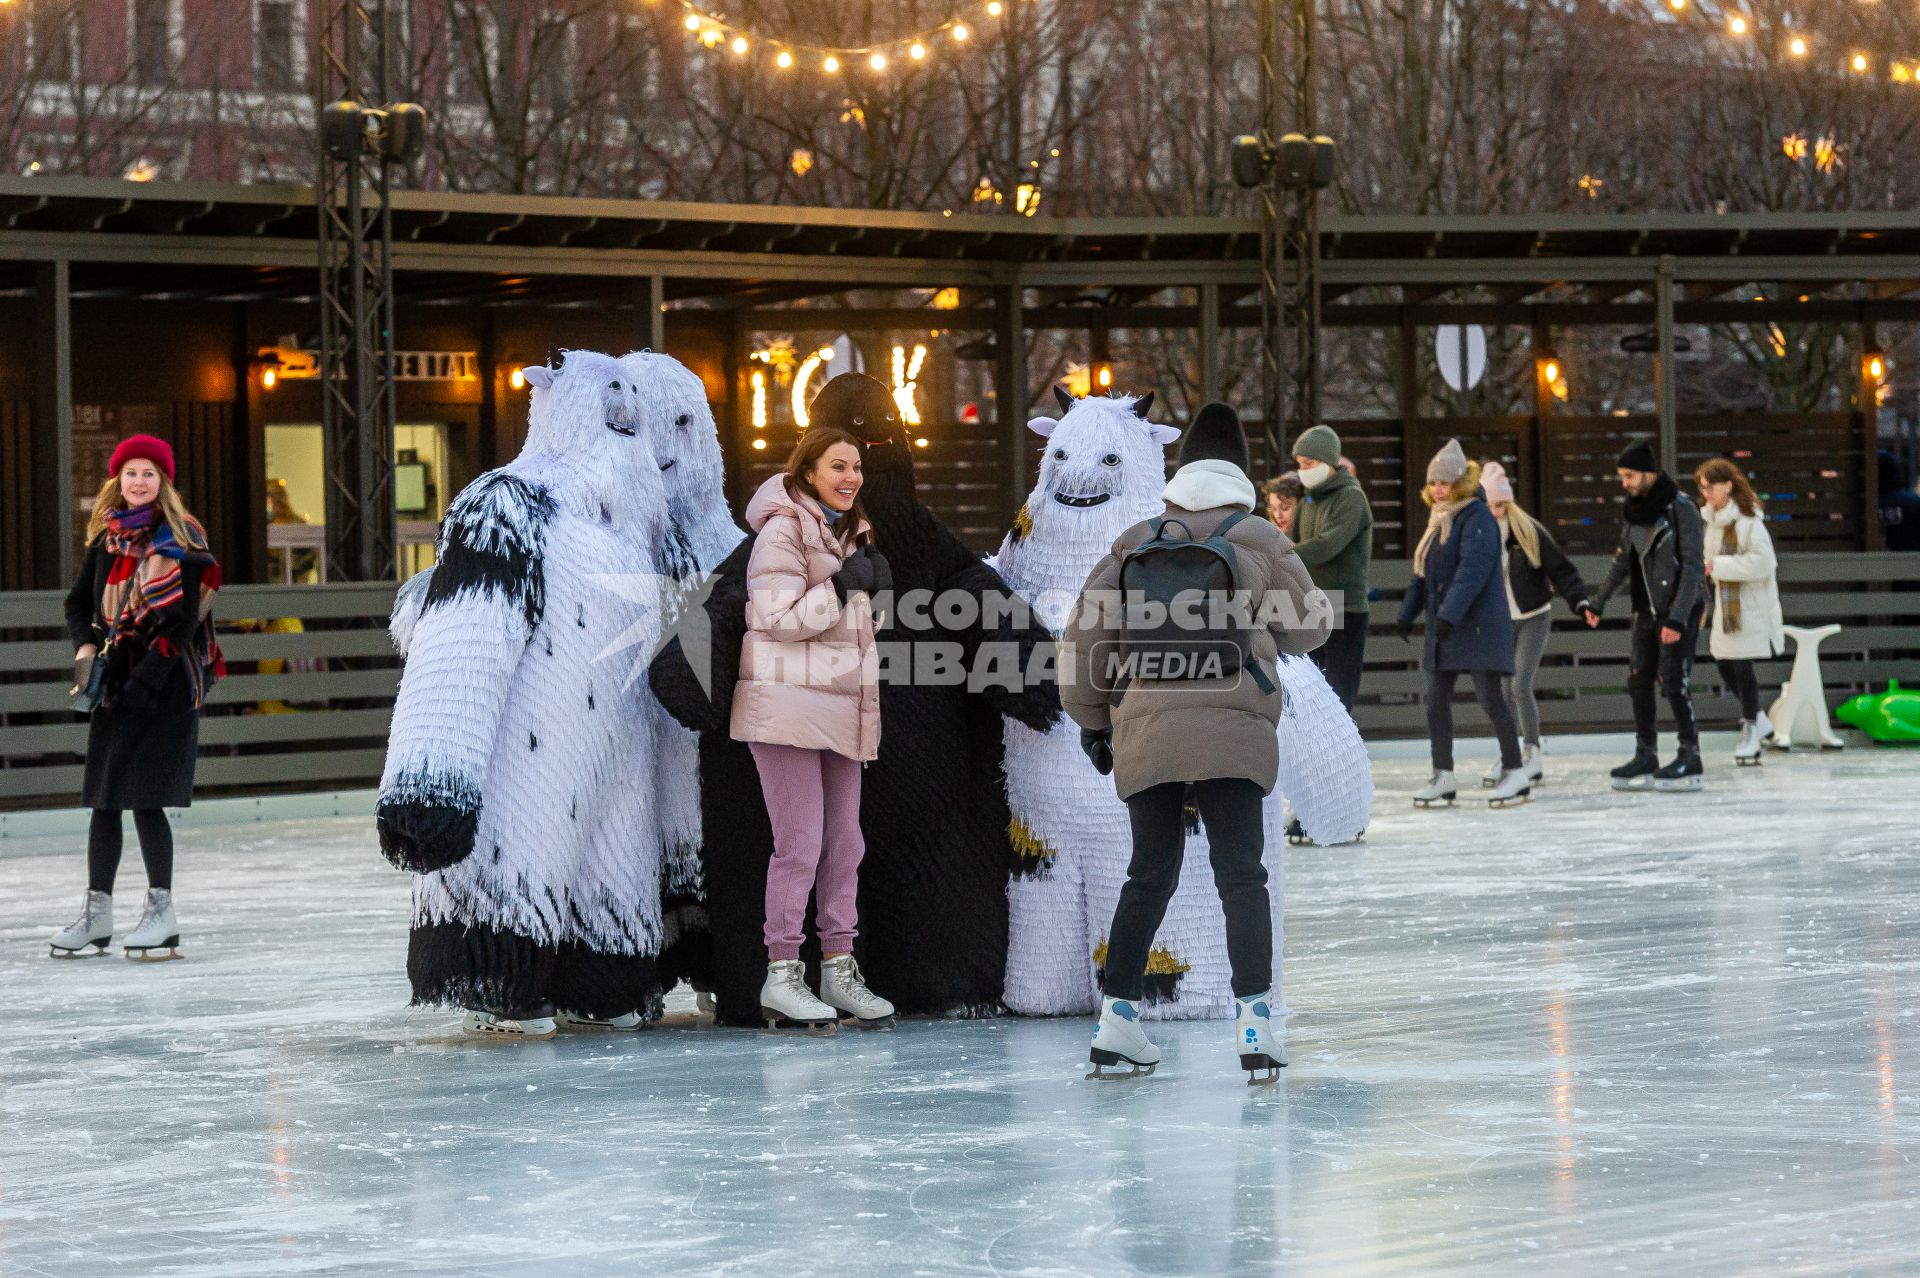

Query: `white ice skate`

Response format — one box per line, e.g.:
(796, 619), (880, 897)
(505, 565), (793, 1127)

(759, 960), (839, 1034)
(819, 954), (895, 1029)
(462, 1004), (558, 1040)
(1234, 991), (1286, 1085)
(1734, 719), (1764, 767)
(1522, 741), (1545, 783)
(1413, 770), (1457, 808)
(1756, 709), (1777, 749)
(1479, 758), (1503, 788)
(122, 889), (182, 962)
(1486, 768), (1533, 809)
(1087, 996), (1160, 1080)
(556, 1009), (649, 1031)
(49, 890), (112, 959)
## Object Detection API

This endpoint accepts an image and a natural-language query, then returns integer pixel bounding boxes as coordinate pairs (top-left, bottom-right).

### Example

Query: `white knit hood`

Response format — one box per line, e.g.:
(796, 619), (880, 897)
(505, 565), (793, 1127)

(1162, 459), (1257, 513)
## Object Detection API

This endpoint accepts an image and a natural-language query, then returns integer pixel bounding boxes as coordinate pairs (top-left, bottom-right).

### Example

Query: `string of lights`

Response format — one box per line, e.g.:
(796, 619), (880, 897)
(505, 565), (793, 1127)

(1648, 1), (1920, 84)
(667, 0), (1032, 71)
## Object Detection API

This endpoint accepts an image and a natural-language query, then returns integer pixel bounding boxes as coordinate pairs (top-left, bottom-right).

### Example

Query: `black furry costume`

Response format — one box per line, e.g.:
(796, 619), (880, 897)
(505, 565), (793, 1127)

(650, 373), (1059, 1023)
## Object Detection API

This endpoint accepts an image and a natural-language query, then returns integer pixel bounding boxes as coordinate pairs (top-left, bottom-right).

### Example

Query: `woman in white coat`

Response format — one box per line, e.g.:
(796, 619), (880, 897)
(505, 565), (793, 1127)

(1694, 458), (1784, 764)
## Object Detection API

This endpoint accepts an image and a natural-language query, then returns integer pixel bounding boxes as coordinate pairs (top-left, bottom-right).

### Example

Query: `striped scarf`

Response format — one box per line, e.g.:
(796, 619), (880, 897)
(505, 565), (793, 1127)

(102, 505), (225, 707)
(1718, 518), (1743, 634)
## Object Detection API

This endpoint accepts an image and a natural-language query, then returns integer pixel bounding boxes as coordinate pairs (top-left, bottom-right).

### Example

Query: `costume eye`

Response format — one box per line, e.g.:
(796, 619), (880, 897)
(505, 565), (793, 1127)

(607, 379), (621, 390)
(852, 414), (865, 427)
(1053, 448), (1068, 461)
(1102, 453), (1121, 467)
(886, 412), (897, 422)
(674, 414), (690, 427)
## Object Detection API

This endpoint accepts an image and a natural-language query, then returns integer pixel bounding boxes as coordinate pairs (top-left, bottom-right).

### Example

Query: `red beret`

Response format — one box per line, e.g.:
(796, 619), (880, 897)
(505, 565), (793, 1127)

(108, 434), (176, 482)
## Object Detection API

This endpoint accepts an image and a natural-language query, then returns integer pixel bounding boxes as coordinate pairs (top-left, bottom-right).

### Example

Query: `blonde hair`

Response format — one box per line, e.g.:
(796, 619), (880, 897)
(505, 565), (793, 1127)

(1420, 461), (1483, 508)
(1500, 501), (1544, 568)
(1412, 461), (1485, 577)
(86, 473), (208, 550)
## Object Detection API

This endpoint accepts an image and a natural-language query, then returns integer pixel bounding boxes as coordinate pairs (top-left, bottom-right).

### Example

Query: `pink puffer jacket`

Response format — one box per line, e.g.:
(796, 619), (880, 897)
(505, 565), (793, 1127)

(728, 474), (881, 761)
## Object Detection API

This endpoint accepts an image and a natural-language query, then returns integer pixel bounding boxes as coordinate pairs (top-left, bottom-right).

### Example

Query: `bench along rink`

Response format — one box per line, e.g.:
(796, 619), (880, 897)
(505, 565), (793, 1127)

(2, 735), (1916, 1277)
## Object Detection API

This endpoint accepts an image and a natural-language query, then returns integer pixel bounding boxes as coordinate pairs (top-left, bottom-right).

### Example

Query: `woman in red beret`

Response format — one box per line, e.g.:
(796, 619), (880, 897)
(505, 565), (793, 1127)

(51, 435), (223, 962)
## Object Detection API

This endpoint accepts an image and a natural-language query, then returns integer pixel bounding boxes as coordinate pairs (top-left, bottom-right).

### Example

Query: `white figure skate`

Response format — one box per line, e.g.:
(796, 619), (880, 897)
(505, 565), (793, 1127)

(462, 1004), (558, 1040)
(1087, 996), (1160, 1080)
(1234, 991), (1286, 1085)
(759, 960), (838, 1035)
(1486, 768), (1533, 808)
(556, 1010), (648, 1031)
(1734, 719), (1764, 767)
(1479, 758), (1503, 788)
(1522, 741), (1545, 783)
(50, 890), (112, 959)
(1767, 624), (1845, 750)
(1413, 771), (1457, 808)
(122, 889), (182, 962)
(819, 954), (895, 1029)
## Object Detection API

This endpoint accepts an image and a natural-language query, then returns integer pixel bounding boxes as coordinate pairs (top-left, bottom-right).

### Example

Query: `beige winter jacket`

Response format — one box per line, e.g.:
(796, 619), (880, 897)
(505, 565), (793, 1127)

(729, 474), (881, 762)
(1060, 461), (1334, 799)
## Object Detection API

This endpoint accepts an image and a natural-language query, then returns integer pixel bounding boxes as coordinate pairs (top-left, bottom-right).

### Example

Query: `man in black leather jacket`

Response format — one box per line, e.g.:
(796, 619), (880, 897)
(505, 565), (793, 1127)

(1592, 438), (1707, 791)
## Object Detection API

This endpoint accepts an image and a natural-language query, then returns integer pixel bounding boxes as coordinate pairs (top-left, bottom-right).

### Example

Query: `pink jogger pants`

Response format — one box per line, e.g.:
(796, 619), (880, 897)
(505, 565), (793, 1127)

(748, 742), (866, 961)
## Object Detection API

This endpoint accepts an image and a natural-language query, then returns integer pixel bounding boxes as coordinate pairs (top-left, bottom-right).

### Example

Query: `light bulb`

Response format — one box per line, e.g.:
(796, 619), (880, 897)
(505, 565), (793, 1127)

(910, 42), (927, 60)
(683, 13), (700, 30)
(262, 366), (278, 391)
(1853, 53), (1869, 72)
(509, 368), (525, 391)
(952, 23), (969, 41)
(1729, 15), (1747, 35)
(823, 54), (840, 72)
(869, 51), (887, 71)
(731, 35), (748, 55)
(1789, 35), (1807, 57)
(775, 49), (793, 69)
(987, 0), (1003, 14)
(752, 437), (767, 450)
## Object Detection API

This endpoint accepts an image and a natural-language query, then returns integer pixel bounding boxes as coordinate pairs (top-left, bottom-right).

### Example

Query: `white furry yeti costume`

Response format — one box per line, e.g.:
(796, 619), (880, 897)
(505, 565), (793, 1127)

(378, 349), (675, 1021)
(615, 350), (745, 985)
(992, 391), (1371, 1020)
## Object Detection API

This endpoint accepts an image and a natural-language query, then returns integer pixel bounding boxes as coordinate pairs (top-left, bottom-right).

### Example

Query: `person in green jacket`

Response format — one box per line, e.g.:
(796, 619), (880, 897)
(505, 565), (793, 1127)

(1288, 424), (1374, 711)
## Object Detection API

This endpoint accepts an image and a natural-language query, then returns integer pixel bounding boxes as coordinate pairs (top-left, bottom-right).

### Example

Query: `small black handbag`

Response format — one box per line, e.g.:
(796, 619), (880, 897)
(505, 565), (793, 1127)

(69, 647), (110, 714)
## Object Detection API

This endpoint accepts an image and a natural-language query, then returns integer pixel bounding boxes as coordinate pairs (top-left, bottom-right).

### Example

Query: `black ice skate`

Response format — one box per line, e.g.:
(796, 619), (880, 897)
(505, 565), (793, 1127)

(1285, 816), (1310, 846)
(1609, 746), (1660, 791)
(1652, 746), (1705, 793)
(462, 1001), (559, 1040)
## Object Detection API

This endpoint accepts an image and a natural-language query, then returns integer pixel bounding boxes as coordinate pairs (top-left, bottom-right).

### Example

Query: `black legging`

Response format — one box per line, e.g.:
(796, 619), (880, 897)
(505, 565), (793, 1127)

(1718, 657), (1761, 721)
(1106, 778), (1271, 1001)
(87, 808), (174, 894)
(1426, 668), (1522, 773)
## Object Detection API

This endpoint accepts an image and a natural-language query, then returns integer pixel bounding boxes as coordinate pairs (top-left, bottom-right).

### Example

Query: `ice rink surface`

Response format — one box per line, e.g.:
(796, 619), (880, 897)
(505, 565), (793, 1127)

(3, 737), (1918, 1277)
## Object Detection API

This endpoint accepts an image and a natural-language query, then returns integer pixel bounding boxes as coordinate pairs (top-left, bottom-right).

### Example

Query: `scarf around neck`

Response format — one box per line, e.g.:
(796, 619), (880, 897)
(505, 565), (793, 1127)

(1622, 471), (1679, 527)
(1413, 494), (1475, 577)
(100, 504), (225, 707)
(1711, 500), (1749, 633)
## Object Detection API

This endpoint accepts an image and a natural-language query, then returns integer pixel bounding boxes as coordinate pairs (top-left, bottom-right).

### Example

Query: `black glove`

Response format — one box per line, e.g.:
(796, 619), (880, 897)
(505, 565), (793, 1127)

(830, 550), (878, 604)
(865, 549), (893, 599)
(376, 798), (481, 874)
(1435, 617), (1454, 643)
(1080, 727), (1114, 776)
(1394, 617), (1414, 643)
(117, 677), (155, 714)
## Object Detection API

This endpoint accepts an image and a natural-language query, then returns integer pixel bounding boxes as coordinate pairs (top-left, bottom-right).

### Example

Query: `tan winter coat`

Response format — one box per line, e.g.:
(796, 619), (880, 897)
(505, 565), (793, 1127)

(729, 474), (881, 762)
(1060, 462), (1334, 800)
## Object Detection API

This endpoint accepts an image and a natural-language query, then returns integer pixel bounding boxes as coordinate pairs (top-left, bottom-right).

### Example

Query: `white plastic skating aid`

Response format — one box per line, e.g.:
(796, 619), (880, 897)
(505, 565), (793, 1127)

(1087, 996), (1161, 1080)
(1734, 719), (1764, 767)
(1413, 771), (1457, 808)
(759, 959), (839, 1035)
(462, 1005), (559, 1040)
(1767, 625), (1845, 750)
(121, 889), (182, 962)
(556, 1009), (649, 1031)
(1486, 768), (1533, 809)
(819, 955), (896, 1030)
(1234, 991), (1286, 1086)
(49, 890), (113, 959)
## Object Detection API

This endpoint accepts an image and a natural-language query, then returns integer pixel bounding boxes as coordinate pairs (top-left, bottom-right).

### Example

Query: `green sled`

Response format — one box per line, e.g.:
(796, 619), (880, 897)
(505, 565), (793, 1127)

(1835, 680), (1920, 743)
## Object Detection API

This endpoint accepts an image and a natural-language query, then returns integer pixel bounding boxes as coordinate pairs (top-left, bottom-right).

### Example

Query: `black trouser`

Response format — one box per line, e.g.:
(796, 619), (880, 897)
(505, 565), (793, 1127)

(1628, 608), (1701, 749)
(1425, 669), (1522, 773)
(87, 808), (173, 894)
(1106, 778), (1270, 1001)
(1311, 610), (1370, 712)
(1717, 657), (1761, 721)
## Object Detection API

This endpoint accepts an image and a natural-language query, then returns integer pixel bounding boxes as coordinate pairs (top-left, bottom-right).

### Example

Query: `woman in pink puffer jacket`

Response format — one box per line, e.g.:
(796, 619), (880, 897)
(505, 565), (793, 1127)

(730, 427), (892, 1031)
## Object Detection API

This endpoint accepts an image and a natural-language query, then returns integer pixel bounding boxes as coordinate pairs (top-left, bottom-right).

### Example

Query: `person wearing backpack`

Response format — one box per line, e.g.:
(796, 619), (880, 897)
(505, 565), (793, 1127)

(1395, 440), (1531, 810)
(52, 435), (222, 962)
(1061, 402), (1331, 1084)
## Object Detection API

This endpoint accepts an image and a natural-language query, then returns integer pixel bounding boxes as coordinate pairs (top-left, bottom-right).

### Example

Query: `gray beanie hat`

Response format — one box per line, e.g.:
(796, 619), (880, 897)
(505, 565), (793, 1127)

(1426, 438), (1470, 486)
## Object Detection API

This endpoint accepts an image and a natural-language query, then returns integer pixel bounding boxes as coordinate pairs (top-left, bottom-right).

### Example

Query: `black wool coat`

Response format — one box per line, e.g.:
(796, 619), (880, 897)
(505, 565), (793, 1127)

(64, 535), (208, 810)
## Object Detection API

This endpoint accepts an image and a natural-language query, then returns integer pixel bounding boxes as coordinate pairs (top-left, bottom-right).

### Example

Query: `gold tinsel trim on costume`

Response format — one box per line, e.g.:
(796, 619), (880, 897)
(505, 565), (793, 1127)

(1011, 502), (1032, 542)
(1009, 815), (1056, 866)
(1091, 941), (1192, 977)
